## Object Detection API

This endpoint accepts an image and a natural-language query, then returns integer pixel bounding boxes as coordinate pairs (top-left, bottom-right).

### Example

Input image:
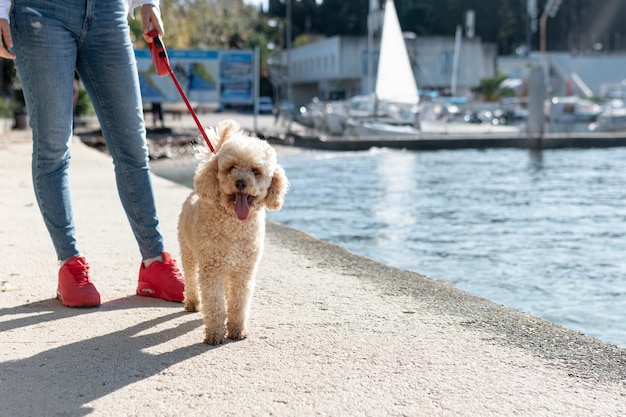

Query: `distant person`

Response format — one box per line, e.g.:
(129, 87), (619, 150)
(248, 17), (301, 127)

(274, 103), (280, 125)
(0, 0), (185, 307)
(152, 102), (165, 128)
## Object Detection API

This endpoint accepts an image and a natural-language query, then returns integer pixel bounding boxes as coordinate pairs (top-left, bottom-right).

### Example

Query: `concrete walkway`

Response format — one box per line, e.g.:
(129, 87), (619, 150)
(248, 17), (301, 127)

(1, 121), (625, 417)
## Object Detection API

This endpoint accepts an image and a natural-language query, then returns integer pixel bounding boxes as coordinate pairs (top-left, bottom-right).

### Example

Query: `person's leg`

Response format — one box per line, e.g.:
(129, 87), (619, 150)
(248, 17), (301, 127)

(76, 0), (183, 301)
(76, 0), (164, 261)
(156, 103), (164, 127)
(11, 0), (100, 307)
(158, 103), (164, 127)
(152, 103), (158, 128)
(11, 0), (83, 262)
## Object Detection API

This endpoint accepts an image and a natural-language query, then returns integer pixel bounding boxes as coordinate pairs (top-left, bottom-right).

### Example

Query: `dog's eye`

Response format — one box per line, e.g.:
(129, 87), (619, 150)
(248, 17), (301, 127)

(252, 168), (261, 176)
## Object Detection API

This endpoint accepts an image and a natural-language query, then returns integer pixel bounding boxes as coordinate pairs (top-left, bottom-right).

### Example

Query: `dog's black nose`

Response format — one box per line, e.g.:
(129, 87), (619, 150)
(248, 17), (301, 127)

(235, 179), (246, 191)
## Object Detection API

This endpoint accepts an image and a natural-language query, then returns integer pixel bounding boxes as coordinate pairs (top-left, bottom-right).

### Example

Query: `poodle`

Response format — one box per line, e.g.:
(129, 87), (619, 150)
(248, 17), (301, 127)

(178, 119), (289, 345)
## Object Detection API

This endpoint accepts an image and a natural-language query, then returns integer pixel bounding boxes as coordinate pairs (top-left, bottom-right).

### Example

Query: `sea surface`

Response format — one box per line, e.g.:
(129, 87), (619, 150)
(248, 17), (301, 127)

(152, 145), (626, 348)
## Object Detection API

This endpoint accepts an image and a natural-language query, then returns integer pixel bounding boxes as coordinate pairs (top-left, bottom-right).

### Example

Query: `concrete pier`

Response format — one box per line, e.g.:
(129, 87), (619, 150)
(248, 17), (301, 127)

(1, 118), (625, 416)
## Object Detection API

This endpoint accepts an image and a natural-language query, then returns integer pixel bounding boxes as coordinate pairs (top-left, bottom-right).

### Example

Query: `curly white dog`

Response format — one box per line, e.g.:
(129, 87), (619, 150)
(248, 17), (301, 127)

(178, 119), (289, 345)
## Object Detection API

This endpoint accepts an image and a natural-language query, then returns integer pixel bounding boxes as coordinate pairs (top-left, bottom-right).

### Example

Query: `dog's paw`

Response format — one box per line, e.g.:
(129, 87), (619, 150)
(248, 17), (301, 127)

(227, 328), (249, 341)
(204, 329), (226, 345)
(184, 301), (198, 312)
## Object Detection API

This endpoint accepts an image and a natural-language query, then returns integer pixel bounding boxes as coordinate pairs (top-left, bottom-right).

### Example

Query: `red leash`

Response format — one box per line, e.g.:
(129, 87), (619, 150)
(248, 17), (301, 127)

(147, 30), (216, 153)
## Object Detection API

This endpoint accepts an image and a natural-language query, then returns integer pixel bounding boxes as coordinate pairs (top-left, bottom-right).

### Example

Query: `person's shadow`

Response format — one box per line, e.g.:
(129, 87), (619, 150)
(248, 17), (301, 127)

(0, 297), (209, 416)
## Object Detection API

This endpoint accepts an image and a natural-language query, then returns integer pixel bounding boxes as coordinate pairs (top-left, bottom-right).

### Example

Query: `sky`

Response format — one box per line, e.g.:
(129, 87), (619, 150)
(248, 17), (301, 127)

(243, 0), (269, 10)
(243, 0), (323, 11)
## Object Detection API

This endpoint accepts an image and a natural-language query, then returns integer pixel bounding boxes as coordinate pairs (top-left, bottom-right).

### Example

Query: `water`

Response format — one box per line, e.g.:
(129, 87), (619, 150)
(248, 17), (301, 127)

(153, 146), (626, 348)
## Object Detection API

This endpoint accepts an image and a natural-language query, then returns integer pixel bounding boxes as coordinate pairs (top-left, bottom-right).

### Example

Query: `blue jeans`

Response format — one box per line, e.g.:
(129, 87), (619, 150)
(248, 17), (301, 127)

(10, 0), (165, 261)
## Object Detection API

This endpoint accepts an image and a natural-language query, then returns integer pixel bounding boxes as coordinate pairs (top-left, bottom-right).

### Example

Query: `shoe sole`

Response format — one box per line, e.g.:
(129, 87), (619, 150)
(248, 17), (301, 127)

(136, 282), (183, 302)
(57, 292), (101, 308)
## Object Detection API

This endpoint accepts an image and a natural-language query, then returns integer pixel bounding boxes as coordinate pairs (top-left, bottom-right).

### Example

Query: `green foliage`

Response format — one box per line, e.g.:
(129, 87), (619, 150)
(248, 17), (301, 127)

(12, 89), (26, 111)
(127, 1), (626, 58)
(0, 96), (12, 118)
(149, 0), (260, 49)
(473, 72), (511, 101)
(267, 0), (626, 55)
(74, 87), (95, 116)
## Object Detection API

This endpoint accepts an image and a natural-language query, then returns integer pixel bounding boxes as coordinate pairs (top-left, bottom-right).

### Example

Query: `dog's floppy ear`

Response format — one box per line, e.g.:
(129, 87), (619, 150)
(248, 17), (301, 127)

(193, 155), (219, 200)
(264, 165), (289, 211)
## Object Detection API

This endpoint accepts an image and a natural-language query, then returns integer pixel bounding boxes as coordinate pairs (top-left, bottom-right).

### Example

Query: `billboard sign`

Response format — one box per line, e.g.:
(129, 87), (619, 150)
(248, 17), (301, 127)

(135, 49), (254, 104)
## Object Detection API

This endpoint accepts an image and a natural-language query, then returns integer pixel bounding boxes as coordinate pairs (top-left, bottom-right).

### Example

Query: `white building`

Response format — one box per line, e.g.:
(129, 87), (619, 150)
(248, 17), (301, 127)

(498, 52), (626, 99)
(273, 34), (498, 106)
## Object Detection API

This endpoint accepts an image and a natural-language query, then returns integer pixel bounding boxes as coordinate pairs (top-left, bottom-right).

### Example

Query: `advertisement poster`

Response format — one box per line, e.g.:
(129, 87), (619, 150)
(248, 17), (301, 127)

(219, 51), (254, 104)
(135, 48), (254, 105)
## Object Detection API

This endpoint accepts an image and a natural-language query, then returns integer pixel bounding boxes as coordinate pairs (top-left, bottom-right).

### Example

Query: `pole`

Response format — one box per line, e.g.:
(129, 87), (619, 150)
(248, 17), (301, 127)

(285, 0), (292, 104)
(253, 46), (259, 132)
(540, 7), (549, 55)
(367, 0), (380, 96)
(540, 0), (555, 94)
(367, 13), (373, 95)
(451, 25), (462, 96)
(526, 0), (536, 56)
(527, 65), (545, 141)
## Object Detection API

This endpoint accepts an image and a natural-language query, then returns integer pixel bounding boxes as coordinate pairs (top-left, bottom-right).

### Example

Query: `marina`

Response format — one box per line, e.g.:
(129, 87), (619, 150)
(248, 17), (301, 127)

(4, 1), (626, 415)
(144, 114), (626, 349)
(266, 146), (626, 349)
(260, 124), (626, 152)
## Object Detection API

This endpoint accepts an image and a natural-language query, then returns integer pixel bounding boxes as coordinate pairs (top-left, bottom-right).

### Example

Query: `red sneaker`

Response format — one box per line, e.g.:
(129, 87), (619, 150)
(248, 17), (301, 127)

(136, 251), (184, 302)
(57, 256), (101, 307)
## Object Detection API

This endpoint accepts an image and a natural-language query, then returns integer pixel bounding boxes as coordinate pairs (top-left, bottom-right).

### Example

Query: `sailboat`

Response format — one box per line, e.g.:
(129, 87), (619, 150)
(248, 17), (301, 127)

(341, 0), (523, 137)
(374, 0), (419, 111)
(345, 0), (421, 136)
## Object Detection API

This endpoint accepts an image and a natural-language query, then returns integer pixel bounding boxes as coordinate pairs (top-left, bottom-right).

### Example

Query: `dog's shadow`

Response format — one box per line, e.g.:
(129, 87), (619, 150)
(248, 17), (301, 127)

(0, 297), (211, 416)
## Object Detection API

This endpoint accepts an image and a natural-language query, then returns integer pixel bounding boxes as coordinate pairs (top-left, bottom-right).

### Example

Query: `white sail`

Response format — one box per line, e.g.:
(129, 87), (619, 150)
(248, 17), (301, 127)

(375, 0), (419, 105)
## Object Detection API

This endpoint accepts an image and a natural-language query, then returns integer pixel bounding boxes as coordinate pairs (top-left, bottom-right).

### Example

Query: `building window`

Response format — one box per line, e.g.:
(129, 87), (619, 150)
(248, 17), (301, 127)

(440, 51), (454, 74)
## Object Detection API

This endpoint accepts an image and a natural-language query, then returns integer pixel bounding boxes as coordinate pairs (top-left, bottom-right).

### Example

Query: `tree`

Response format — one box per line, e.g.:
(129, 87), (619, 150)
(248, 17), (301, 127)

(318, 0), (369, 36)
(473, 72), (513, 101)
(128, 0), (626, 56)
(129, 0), (261, 49)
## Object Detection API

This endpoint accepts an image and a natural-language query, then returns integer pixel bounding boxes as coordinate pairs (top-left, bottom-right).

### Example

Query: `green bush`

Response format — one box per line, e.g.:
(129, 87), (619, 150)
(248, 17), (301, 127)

(0, 96), (12, 118)
(473, 72), (511, 101)
(74, 87), (95, 116)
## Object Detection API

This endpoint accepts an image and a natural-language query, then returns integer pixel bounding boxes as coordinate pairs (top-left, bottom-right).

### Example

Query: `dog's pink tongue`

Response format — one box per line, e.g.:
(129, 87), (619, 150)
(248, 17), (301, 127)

(235, 193), (249, 220)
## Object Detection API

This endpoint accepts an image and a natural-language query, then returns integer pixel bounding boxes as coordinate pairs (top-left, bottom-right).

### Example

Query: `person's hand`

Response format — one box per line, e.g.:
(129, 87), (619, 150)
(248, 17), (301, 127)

(0, 18), (15, 59)
(140, 4), (164, 43)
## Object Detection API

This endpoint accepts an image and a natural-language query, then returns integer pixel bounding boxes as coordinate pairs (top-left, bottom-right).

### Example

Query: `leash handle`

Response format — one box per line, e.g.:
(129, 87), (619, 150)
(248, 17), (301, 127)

(147, 31), (216, 153)
(148, 32), (170, 76)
